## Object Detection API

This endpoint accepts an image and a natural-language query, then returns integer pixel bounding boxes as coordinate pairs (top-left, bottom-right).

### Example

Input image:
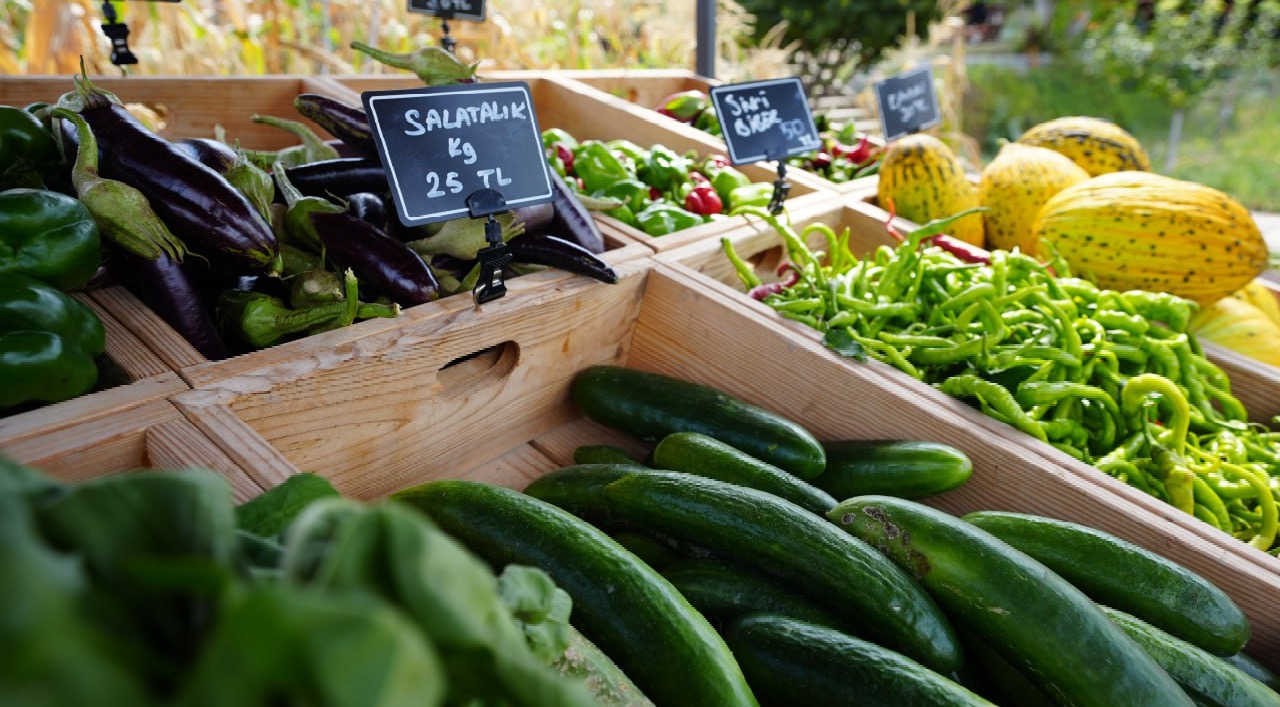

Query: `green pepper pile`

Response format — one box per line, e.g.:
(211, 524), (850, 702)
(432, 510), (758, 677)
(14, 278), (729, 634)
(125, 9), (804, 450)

(725, 207), (1280, 552)
(651, 91), (884, 183)
(542, 128), (772, 237)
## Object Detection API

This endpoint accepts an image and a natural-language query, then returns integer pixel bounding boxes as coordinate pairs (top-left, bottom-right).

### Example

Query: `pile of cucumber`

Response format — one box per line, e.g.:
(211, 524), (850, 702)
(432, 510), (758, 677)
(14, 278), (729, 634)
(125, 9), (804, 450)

(395, 365), (1280, 707)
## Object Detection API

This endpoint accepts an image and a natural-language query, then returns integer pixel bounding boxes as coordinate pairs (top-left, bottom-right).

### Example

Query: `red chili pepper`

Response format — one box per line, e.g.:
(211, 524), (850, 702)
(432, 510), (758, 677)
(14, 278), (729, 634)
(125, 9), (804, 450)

(690, 170), (710, 185)
(708, 154), (729, 169)
(649, 187), (662, 201)
(656, 107), (677, 120)
(684, 185), (723, 215)
(575, 176), (586, 191)
(747, 262), (800, 300)
(883, 198), (990, 265)
(555, 143), (575, 174)
(845, 136), (875, 165)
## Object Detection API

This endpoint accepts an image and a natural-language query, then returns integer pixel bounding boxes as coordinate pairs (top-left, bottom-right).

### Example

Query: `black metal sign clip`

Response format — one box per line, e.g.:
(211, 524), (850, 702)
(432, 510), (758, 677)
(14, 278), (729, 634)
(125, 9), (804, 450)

(467, 188), (511, 305)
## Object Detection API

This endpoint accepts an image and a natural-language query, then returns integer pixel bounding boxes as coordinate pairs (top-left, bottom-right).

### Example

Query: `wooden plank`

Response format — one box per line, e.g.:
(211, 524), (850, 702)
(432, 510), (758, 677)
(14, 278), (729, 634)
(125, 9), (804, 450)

(171, 401), (300, 494)
(172, 258), (652, 502)
(145, 416), (264, 503)
(89, 286), (206, 373)
(1, 399), (176, 483)
(529, 417), (650, 469)
(454, 443), (559, 494)
(630, 264), (1280, 663)
(0, 372), (188, 447)
(72, 291), (173, 380)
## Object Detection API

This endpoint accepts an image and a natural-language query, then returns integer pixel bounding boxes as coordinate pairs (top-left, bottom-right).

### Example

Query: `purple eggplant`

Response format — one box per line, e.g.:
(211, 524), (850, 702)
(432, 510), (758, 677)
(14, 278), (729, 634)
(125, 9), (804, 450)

(294, 93), (375, 156)
(281, 157), (388, 199)
(309, 210), (440, 307)
(115, 247), (229, 361)
(548, 168), (606, 254)
(55, 73), (278, 271)
(513, 201), (555, 238)
(506, 232), (618, 284)
(344, 192), (387, 231)
(173, 138), (237, 174)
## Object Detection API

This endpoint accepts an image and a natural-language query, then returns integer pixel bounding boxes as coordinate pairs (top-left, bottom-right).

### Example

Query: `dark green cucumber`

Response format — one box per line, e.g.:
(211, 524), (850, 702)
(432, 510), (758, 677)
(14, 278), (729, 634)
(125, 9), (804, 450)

(1101, 606), (1280, 707)
(554, 625), (656, 707)
(813, 440), (972, 500)
(1224, 653), (1280, 693)
(571, 365), (826, 480)
(661, 558), (848, 631)
(652, 432), (836, 513)
(964, 510), (1249, 656)
(954, 618), (1056, 707)
(829, 496), (1195, 707)
(525, 467), (961, 674)
(574, 445), (642, 466)
(393, 480), (758, 707)
(611, 531), (680, 570)
(723, 615), (994, 707)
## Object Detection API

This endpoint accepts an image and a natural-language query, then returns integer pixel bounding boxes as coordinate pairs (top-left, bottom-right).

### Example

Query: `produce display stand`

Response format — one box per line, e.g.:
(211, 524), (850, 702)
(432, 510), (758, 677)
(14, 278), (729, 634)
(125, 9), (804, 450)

(848, 178), (1280, 410)
(327, 72), (834, 253)
(554, 68), (883, 196)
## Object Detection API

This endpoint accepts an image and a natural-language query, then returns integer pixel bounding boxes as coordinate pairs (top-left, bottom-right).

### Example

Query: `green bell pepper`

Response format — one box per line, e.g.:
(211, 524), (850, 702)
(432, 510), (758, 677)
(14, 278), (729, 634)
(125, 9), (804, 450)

(606, 139), (648, 165)
(608, 204), (637, 228)
(639, 145), (691, 193)
(542, 128), (579, 153)
(0, 188), (101, 291)
(710, 166), (752, 207)
(1, 273), (105, 410)
(694, 106), (722, 137)
(634, 202), (703, 237)
(728, 182), (776, 211)
(597, 178), (652, 214)
(573, 141), (632, 194)
(0, 105), (58, 188)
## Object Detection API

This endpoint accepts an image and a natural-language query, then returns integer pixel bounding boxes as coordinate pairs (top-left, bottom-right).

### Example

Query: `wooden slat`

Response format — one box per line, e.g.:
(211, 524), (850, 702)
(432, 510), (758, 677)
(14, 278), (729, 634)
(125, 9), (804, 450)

(90, 287), (206, 373)
(1, 399), (176, 483)
(529, 417), (650, 469)
(631, 264), (1280, 663)
(145, 417), (264, 503)
(171, 401), (300, 494)
(0, 372), (187, 447)
(455, 443), (559, 494)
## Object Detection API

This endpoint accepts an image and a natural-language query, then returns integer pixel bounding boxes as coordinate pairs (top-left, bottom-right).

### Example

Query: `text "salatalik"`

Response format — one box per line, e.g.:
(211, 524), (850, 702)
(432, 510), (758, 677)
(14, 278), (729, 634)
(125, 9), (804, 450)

(402, 99), (530, 134)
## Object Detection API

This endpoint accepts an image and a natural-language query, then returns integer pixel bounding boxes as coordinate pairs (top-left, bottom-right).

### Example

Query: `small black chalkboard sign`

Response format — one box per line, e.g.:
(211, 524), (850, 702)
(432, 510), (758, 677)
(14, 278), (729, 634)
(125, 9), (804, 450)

(873, 65), (942, 141)
(362, 81), (553, 226)
(709, 77), (822, 165)
(407, 0), (485, 21)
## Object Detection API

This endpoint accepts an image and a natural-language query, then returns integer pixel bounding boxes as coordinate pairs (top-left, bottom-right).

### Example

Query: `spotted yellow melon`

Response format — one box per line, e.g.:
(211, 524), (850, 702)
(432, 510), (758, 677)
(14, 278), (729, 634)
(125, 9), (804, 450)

(1192, 296), (1280, 368)
(1032, 172), (1268, 306)
(876, 134), (984, 246)
(979, 143), (1090, 253)
(1017, 116), (1150, 177)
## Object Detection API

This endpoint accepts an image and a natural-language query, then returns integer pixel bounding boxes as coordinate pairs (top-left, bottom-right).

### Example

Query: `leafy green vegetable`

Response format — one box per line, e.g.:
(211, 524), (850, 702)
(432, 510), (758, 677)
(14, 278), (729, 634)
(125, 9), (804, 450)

(235, 472), (339, 537)
(498, 565), (574, 665)
(823, 328), (867, 361)
(175, 585), (445, 707)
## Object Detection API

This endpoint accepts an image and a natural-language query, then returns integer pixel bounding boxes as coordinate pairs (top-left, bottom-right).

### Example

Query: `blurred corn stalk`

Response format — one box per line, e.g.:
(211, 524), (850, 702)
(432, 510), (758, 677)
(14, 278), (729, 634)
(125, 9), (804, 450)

(0, 0), (788, 78)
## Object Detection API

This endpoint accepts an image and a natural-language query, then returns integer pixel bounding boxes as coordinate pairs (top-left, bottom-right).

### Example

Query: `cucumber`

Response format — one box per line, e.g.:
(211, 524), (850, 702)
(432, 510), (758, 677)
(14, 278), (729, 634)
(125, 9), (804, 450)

(723, 614), (995, 707)
(1225, 653), (1280, 694)
(611, 531), (680, 570)
(964, 510), (1249, 656)
(652, 432), (836, 513)
(393, 480), (759, 707)
(571, 365), (826, 480)
(525, 467), (961, 674)
(661, 558), (848, 631)
(954, 619), (1056, 707)
(554, 625), (656, 707)
(1100, 606), (1280, 707)
(812, 440), (972, 500)
(574, 445), (642, 466)
(829, 496), (1196, 707)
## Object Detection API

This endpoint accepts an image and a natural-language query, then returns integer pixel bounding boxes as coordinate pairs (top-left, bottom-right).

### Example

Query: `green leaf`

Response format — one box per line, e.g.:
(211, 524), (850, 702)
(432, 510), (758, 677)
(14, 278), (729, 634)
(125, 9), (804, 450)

(235, 472), (339, 538)
(497, 565), (574, 665)
(824, 328), (868, 361)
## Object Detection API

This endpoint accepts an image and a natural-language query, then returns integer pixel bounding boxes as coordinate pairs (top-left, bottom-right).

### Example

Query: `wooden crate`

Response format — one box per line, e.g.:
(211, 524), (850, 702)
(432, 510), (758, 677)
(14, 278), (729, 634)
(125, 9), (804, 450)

(848, 180), (1280, 415)
(0, 390), (296, 504)
(554, 68), (882, 196)
(0, 75), (346, 150)
(659, 196), (1280, 571)
(0, 288), (189, 447)
(333, 73), (835, 253)
(172, 258), (1280, 663)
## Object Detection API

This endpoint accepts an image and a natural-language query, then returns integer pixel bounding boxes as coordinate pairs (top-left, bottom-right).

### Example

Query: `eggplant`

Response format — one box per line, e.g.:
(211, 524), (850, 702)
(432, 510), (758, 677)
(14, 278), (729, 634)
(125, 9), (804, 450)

(115, 247), (229, 361)
(344, 192), (387, 231)
(548, 168), (606, 254)
(55, 74), (278, 271)
(173, 138), (237, 174)
(295, 93), (375, 156)
(326, 139), (366, 159)
(281, 157), (388, 199)
(309, 210), (440, 307)
(506, 233), (618, 284)
(512, 201), (555, 238)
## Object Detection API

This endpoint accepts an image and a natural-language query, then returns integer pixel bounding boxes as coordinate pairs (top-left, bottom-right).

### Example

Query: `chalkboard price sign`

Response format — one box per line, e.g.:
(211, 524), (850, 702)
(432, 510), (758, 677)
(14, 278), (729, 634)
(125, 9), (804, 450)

(873, 65), (942, 141)
(407, 0), (485, 21)
(362, 81), (553, 227)
(709, 77), (821, 165)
